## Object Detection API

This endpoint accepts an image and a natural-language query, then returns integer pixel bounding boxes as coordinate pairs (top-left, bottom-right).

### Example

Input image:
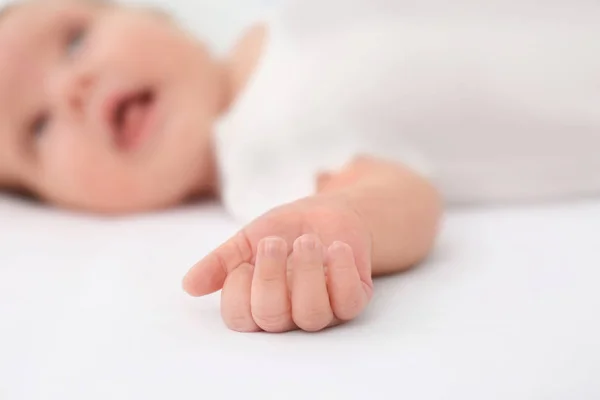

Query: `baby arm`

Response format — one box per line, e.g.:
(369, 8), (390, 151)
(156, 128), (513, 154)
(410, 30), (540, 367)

(183, 156), (442, 332)
(316, 155), (443, 276)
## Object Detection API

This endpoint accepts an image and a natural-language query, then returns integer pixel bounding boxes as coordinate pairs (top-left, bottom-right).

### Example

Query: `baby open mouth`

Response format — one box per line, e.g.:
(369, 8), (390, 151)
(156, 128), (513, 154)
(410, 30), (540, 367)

(112, 89), (155, 150)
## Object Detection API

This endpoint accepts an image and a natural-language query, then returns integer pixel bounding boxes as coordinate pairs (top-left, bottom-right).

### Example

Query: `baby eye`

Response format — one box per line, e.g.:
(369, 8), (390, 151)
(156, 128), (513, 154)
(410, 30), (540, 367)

(30, 112), (51, 140)
(66, 26), (87, 57)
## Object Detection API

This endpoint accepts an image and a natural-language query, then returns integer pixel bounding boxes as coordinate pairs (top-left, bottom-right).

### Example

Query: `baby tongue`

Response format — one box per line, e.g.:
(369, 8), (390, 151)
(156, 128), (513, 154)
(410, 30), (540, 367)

(120, 101), (147, 149)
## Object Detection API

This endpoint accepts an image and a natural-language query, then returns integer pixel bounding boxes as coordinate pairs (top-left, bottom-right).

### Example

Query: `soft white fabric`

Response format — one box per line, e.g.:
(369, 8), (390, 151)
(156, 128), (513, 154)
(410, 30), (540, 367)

(216, 0), (600, 223)
(2, 195), (600, 399)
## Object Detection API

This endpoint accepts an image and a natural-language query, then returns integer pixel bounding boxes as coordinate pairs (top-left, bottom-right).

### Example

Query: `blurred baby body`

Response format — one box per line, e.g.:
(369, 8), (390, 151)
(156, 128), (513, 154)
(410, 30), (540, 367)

(215, 0), (600, 222)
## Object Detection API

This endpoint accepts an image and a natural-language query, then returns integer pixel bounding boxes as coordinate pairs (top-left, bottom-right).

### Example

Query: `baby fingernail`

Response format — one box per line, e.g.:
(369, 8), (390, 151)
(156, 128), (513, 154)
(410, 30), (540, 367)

(262, 237), (285, 257)
(329, 241), (348, 254)
(297, 234), (318, 251)
(328, 242), (354, 263)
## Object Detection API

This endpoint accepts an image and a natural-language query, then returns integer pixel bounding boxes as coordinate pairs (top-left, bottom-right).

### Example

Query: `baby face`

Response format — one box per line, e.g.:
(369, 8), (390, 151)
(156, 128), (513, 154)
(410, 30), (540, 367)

(0, 0), (223, 213)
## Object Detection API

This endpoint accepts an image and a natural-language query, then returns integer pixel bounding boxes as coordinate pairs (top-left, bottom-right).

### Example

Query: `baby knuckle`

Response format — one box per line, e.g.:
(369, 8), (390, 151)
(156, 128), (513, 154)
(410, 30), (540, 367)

(252, 309), (291, 332)
(331, 259), (355, 272)
(293, 260), (322, 273)
(294, 308), (332, 332)
(258, 270), (284, 284)
(223, 311), (257, 333)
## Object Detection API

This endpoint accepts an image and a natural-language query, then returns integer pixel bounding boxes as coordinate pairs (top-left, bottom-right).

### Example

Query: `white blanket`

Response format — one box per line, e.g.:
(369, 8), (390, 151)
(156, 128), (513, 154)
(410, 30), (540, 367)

(1, 195), (599, 399)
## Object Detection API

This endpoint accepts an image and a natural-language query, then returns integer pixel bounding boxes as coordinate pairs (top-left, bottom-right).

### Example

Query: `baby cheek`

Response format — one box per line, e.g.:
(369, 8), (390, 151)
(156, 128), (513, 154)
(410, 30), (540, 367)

(98, 13), (190, 78)
(41, 138), (120, 200)
(41, 137), (164, 212)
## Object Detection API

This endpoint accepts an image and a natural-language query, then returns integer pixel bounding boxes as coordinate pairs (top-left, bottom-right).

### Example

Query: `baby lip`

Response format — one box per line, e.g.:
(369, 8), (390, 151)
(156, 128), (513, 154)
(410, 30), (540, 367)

(104, 88), (153, 150)
(102, 89), (130, 142)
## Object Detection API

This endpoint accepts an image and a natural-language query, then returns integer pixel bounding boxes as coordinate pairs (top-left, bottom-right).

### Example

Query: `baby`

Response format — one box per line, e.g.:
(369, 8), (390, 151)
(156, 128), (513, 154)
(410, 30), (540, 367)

(1, 0), (599, 333)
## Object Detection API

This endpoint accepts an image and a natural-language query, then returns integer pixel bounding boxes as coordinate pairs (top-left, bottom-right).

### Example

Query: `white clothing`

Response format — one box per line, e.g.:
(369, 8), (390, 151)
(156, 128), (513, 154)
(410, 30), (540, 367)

(214, 0), (600, 223)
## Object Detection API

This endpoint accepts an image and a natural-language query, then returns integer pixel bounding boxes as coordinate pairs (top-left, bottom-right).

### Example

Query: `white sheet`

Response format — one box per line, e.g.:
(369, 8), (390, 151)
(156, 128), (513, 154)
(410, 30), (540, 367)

(1, 195), (600, 400)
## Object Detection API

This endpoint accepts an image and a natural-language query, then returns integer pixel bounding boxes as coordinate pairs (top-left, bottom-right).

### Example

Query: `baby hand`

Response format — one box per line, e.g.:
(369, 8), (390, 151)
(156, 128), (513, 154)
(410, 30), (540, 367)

(182, 197), (373, 333)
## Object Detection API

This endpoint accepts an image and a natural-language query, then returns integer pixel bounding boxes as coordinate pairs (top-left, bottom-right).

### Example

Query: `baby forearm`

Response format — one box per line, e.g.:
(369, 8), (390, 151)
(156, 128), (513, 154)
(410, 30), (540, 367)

(319, 158), (443, 275)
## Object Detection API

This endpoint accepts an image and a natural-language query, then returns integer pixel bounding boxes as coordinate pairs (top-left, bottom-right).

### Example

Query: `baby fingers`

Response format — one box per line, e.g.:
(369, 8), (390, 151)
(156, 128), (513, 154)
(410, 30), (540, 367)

(326, 241), (369, 321)
(290, 234), (334, 332)
(250, 237), (295, 333)
(221, 235), (367, 333)
(221, 263), (261, 332)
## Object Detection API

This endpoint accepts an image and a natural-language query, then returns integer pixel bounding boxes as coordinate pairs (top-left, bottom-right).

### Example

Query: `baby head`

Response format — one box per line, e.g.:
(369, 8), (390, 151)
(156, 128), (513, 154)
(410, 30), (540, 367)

(0, 0), (227, 214)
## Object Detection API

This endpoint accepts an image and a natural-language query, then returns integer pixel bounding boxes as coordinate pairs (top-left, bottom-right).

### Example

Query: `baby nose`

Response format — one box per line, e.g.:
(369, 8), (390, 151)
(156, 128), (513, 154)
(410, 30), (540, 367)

(50, 68), (94, 116)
